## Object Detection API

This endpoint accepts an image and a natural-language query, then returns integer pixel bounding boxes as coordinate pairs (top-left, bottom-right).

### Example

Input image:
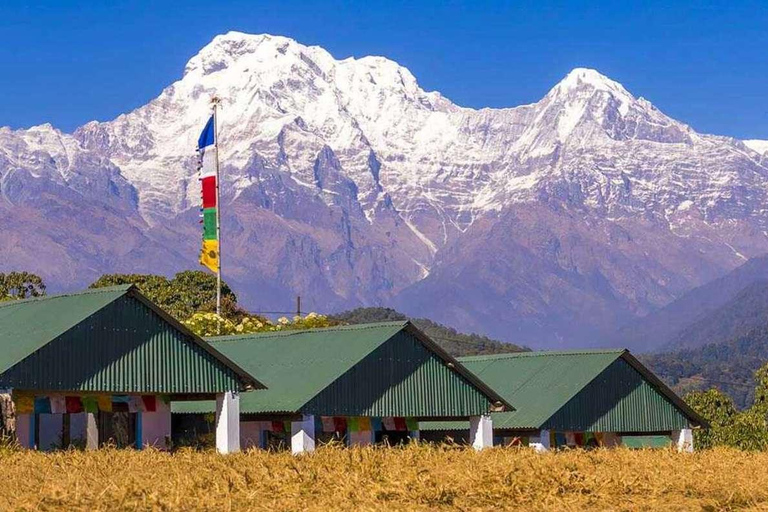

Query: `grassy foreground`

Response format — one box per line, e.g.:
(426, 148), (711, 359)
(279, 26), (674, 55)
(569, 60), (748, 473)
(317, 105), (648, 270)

(1, 444), (767, 511)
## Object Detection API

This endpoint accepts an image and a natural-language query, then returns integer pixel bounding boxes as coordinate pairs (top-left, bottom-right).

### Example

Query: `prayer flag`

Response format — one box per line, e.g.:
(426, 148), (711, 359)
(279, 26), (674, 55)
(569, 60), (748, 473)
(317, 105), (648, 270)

(128, 396), (145, 413)
(565, 431), (576, 447)
(272, 421), (284, 433)
(198, 116), (215, 148)
(382, 417), (396, 431)
(65, 396), (83, 414)
(141, 395), (157, 412)
(34, 397), (51, 414)
(201, 177), (217, 208)
(333, 416), (347, 432)
(49, 395), (66, 414)
(321, 416), (335, 433)
(200, 239), (219, 273)
(348, 417), (360, 432)
(197, 115), (220, 275)
(82, 396), (99, 414)
(394, 417), (407, 431)
(405, 417), (418, 431)
(97, 395), (112, 412)
(358, 417), (372, 432)
(14, 393), (34, 414)
(371, 417), (382, 432)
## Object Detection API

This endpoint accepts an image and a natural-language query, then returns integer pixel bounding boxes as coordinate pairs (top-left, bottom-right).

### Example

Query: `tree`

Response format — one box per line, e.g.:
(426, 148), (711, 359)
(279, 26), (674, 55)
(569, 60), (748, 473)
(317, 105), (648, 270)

(0, 272), (46, 301)
(90, 271), (250, 321)
(685, 363), (768, 451)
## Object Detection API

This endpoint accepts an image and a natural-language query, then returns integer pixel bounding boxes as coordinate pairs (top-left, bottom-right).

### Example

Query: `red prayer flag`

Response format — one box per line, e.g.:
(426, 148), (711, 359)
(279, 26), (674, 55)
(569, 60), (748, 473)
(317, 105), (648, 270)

(394, 417), (407, 431)
(272, 421), (284, 433)
(65, 396), (84, 414)
(201, 176), (217, 208)
(142, 395), (157, 412)
(333, 416), (347, 432)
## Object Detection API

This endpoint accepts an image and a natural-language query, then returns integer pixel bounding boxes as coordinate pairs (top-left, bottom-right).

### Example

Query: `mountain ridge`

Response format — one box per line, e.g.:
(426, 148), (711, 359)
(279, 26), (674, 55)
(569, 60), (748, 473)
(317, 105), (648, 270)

(3, 32), (768, 349)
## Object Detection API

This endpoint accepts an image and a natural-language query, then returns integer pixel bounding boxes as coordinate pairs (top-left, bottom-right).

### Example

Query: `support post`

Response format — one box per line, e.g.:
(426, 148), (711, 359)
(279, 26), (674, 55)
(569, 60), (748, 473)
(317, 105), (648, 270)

(215, 391), (240, 454)
(291, 414), (316, 455)
(531, 429), (551, 452)
(86, 412), (99, 450)
(673, 429), (694, 453)
(469, 414), (493, 450)
(410, 429), (421, 442)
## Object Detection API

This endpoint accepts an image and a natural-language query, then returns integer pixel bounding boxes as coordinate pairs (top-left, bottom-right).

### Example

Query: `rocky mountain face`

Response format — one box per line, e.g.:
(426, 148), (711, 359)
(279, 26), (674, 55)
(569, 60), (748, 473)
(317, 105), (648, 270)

(3, 32), (768, 348)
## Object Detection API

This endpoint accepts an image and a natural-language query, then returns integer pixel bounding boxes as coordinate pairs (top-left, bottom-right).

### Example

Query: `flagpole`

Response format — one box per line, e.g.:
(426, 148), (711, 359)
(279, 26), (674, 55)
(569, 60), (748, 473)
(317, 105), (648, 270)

(212, 97), (222, 330)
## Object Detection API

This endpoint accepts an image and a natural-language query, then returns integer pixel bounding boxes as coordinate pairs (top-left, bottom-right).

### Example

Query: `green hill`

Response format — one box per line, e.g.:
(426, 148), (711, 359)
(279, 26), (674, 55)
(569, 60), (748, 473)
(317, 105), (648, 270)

(330, 307), (529, 357)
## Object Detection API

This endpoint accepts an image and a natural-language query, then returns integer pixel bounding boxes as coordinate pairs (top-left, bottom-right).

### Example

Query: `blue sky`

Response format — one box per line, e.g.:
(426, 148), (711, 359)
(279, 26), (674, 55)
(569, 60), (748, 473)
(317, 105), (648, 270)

(1, 1), (766, 139)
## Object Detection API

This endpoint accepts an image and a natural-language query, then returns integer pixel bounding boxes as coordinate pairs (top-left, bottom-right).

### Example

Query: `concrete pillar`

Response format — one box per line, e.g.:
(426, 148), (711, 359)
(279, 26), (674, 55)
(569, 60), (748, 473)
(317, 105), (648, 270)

(469, 414), (493, 450)
(291, 414), (316, 455)
(86, 412), (99, 450)
(673, 429), (694, 452)
(531, 429), (551, 452)
(215, 391), (240, 454)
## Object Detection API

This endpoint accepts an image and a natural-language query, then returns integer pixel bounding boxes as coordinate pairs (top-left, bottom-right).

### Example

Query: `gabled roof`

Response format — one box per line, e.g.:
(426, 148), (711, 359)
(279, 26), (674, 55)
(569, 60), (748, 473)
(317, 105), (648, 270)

(422, 349), (706, 431)
(173, 321), (511, 415)
(460, 350), (625, 429)
(0, 285), (263, 391)
(0, 285), (132, 375)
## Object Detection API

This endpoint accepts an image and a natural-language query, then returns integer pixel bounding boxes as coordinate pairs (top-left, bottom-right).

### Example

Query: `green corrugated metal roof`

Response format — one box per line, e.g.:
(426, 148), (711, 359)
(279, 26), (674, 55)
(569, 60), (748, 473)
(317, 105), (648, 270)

(173, 322), (509, 417)
(0, 286), (262, 393)
(462, 350), (623, 429)
(421, 350), (705, 432)
(0, 286), (132, 375)
(174, 322), (409, 414)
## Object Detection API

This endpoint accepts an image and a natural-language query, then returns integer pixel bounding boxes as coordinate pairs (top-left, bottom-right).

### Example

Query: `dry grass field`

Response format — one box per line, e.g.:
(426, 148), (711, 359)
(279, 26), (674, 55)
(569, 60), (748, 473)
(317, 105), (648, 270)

(1, 444), (767, 511)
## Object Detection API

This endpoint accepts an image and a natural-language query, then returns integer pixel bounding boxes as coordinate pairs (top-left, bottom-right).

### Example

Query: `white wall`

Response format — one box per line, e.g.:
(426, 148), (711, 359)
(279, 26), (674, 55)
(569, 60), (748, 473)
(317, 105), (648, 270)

(141, 400), (171, 449)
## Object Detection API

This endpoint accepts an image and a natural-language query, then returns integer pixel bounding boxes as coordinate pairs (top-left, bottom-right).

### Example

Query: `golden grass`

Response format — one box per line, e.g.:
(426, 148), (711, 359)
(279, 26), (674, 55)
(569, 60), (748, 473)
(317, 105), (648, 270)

(1, 444), (767, 511)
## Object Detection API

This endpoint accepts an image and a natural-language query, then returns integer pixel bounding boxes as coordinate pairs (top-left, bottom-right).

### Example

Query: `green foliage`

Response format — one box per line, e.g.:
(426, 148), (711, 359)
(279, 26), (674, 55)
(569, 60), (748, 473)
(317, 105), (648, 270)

(183, 312), (337, 337)
(0, 272), (46, 301)
(685, 363), (768, 451)
(330, 307), (529, 357)
(90, 271), (251, 322)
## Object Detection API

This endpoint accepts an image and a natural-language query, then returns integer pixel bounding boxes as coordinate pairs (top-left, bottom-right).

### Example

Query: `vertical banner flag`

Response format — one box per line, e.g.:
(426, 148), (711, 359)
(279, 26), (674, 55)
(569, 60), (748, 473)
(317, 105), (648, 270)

(198, 115), (219, 272)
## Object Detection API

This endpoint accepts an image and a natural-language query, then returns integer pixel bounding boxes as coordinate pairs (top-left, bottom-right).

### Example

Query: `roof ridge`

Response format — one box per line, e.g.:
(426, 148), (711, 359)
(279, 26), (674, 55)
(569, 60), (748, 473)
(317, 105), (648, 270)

(459, 349), (626, 362)
(207, 320), (409, 342)
(0, 284), (132, 308)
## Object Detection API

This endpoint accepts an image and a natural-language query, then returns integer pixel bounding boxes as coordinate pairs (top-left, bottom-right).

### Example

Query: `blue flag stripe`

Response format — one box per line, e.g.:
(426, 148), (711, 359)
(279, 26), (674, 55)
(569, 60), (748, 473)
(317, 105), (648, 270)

(197, 116), (215, 149)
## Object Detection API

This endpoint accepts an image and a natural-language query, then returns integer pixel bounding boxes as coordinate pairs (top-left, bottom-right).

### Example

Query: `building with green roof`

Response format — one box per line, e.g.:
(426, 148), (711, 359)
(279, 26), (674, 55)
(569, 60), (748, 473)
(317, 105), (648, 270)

(172, 321), (512, 453)
(0, 285), (263, 453)
(420, 350), (707, 451)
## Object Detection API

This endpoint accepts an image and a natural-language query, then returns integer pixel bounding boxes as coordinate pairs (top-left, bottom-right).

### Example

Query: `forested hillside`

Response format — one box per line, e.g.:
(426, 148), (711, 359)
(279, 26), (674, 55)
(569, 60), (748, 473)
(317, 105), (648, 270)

(330, 307), (529, 357)
(642, 327), (768, 409)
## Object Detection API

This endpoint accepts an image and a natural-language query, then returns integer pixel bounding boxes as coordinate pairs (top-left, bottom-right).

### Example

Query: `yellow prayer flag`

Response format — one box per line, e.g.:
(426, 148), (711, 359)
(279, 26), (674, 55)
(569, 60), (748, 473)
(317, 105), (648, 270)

(200, 239), (219, 272)
(358, 417), (372, 432)
(13, 392), (34, 414)
(97, 395), (112, 412)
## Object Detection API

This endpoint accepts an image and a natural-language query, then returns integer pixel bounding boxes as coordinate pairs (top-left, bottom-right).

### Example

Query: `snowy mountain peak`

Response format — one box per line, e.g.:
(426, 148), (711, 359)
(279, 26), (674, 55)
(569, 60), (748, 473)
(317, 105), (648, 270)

(745, 139), (768, 155)
(555, 68), (630, 95)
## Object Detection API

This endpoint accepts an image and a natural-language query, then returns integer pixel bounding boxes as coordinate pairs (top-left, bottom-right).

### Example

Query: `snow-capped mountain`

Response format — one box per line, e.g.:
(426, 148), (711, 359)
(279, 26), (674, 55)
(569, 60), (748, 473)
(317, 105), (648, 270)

(3, 31), (768, 348)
